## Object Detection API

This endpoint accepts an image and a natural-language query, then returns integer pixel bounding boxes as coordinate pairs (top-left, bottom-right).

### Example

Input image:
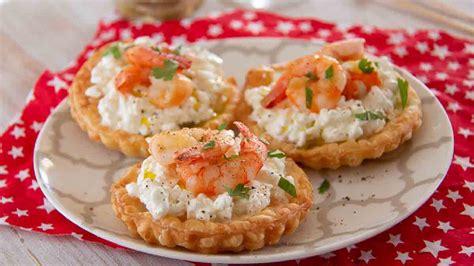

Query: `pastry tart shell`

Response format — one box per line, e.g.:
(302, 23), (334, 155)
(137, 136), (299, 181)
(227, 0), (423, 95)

(111, 159), (313, 253)
(236, 67), (423, 170)
(69, 43), (240, 158)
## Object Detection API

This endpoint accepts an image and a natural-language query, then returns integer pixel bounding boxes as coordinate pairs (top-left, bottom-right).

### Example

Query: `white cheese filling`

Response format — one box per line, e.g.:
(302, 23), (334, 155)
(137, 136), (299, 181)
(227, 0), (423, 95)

(125, 154), (294, 221)
(244, 57), (401, 147)
(85, 37), (226, 135)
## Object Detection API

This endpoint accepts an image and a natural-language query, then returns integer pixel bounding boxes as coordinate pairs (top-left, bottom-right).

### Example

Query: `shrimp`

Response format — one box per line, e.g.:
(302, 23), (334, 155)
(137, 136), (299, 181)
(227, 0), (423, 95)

(149, 122), (267, 197)
(320, 38), (365, 62)
(263, 54), (346, 112)
(114, 64), (151, 94)
(125, 46), (192, 69)
(344, 69), (381, 99)
(147, 74), (195, 108)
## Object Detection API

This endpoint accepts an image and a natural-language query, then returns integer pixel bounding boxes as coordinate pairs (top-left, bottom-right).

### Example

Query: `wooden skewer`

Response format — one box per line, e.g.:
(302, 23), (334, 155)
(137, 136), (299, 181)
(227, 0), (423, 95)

(376, 0), (474, 36)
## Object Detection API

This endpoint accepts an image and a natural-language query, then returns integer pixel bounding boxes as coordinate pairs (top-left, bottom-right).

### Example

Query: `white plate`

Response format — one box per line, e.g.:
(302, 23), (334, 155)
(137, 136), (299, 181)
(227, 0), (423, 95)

(34, 38), (453, 264)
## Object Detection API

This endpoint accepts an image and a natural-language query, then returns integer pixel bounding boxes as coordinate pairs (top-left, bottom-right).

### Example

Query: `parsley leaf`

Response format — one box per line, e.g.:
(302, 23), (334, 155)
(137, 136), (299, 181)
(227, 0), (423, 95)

(203, 140), (216, 150)
(278, 176), (297, 197)
(217, 123), (227, 131)
(226, 183), (250, 199)
(104, 44), (121, 59)
(305, 71), (318, 81)
(325, 65), (334, 79)
(305, 87), (313, 109)
(268, 150), (286, 159)
(318, 179), (330, 194)
(358, 58), (375, 73)
(397, 78), (409, 109)
(354, 111), (386, 121)
(152, 59), (179, 81)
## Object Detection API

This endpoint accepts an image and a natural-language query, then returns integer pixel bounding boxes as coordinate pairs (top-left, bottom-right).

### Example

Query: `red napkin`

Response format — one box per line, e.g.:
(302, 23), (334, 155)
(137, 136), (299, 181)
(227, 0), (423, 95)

(0, 9), (473, 265)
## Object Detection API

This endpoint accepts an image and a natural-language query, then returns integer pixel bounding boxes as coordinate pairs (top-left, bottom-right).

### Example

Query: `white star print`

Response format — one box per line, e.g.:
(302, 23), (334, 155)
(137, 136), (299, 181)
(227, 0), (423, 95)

(387, 234), (403, 247)
(445, 84), (458, 95)
(438, 257), (455, 266)
(461, 203), (474, 219)
(1, 197), (13, 204)
(62, 73), (74, 81)
(243, 11), (256, 20)
(464, 80), (474, 88)
(361, 25), (374, 34)
(38, 223), (54, 231)
(29, 180), (39, 191)
(8, 146), (24, 159)
(180, 18), (192, 28)
(366, 45), (378, 54)
(465, 180), (474, 192)
(437, 221), (454, 233)
(447, 102), (461, 113)
(467, 91), (474, 101)
(431, 198), (446, 212)
(0, 216), (9, 225)
(10, 126), (25, 139)
(37, 198), (56, 214)
(432, 44), (451, 60)
(30, 121), (43, 133)
(119, 28), (132, 40)
(0, 179), (6, 188)
(394, 46), (408, 57)
(447, 190), (462, 202)
(246, 21), (265, 34)
(470, 58), (474, 66)
(458, 128), (473, 138)
(414, 216), (430, 230)
(460, 245), (474, 257)
(453, 156), (474, 171)
(420, 62), (433, 72)
(150, 33), (164, 43)
(12, 209), (28, 217)
(98, 29), (115, 41)
(276, 21), (294, 34)
(171, 35), (187, 46)
(416, 41), (429, 53)
(428, 30), (441, 40)
(229, 20), (243, 30)
(421, 240), (448, 258)
(388, 32), (405, 45)
(447, 61), (460, 71)
(47, 76), (68, 93)
(395, 251), (412, 264)
(207, 24), (223, 37)
(318, 29), (331, 38)
(15, 169), (30, 182)
(319, 252), (336, 259)
(207, 10), (222, 19)
(0, 165), (7, 175)
(71, 232), (83, 240)
(358, 250), (375, 263)
(298, 21), (312, 32)
(469, 70), (474, 80)
(435, 72), (448, 81)
(464, 43), (474, 54)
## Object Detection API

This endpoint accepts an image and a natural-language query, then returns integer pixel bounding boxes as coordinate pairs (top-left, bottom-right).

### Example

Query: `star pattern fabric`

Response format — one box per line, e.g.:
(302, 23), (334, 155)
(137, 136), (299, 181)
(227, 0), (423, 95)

(0, 10), (473, 265)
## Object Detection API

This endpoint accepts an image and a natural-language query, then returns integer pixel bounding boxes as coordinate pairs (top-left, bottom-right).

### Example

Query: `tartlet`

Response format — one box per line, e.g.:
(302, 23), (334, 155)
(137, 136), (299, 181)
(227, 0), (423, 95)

(69, 37), (240, 157)
(236, 39), (422, 169)
(111, 122), (313, 253)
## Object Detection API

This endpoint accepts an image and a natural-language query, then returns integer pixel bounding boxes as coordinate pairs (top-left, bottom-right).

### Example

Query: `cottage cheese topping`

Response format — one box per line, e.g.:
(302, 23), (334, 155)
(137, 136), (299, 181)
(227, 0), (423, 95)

(126, 155), (293, 221)
(245, 57), (401, 147)
(85, 37), (226, 135)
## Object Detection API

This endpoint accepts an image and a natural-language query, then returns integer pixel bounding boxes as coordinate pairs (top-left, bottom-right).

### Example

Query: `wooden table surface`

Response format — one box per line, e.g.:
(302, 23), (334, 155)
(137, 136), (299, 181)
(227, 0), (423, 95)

(0, 0), (472, 264)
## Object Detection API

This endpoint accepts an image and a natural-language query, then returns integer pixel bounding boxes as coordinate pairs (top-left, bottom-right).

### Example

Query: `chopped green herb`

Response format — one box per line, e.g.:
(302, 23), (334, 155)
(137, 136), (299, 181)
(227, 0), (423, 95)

(144, 170), (156, 180)
(397, 78), (409, 109)
(278, 176), (297, 197)
(305, 87), (313, 109)
(104, 44), (121, 59)
(305, 71), (318, 81)
(325, 65), (334, 79)
(358, 58), (375, 73)
(224, 154), (240, 160)
(318, 179), (330, 194)
(217, 123), (227, 131)
(151, 46), (161, 52)
(268, 150), (286, 159)
(226, 183), (250, 199)
(203, 140), (216, 150)
(354, 111), (386, 121)
(374, 61), (380, 67)
(172, 45), (182, 55)
(152, 59), (179, 81)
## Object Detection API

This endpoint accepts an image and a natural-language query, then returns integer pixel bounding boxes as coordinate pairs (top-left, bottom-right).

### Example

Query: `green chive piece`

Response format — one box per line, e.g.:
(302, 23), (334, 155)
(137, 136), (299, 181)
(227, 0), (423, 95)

(104, 44), (122, 59)
(203, 140), (216, 150)
(152, 59), (179, 81)
(318, 179), (330, 194)
(278, 176), (297, 197)
(397, 78), (409, 109)
(325, 65), (334, 79)
(225, 183), (250, 199)
(354, 111), (386, 121)
(305, 87), (313, 109)
(358, 58), (375, 73)
(268, 150), (286, 159)
(217, 123), (227, 131)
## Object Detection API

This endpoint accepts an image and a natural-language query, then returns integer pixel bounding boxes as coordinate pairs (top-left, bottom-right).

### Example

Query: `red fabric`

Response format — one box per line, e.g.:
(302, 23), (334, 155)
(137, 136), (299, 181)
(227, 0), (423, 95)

(0, 10), (473, 265)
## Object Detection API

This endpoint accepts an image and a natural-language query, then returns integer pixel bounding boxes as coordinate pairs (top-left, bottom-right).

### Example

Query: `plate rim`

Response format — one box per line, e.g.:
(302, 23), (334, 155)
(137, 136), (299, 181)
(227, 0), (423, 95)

(33, 37), (454, 264)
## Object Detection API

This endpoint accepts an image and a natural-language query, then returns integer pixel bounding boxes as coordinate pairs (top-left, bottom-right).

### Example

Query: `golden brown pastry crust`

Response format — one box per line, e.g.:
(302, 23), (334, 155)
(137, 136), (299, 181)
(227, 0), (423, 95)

(111, 159), (313, 253)
(236, 67), (423, 170)
(69, 43), (240, 158)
